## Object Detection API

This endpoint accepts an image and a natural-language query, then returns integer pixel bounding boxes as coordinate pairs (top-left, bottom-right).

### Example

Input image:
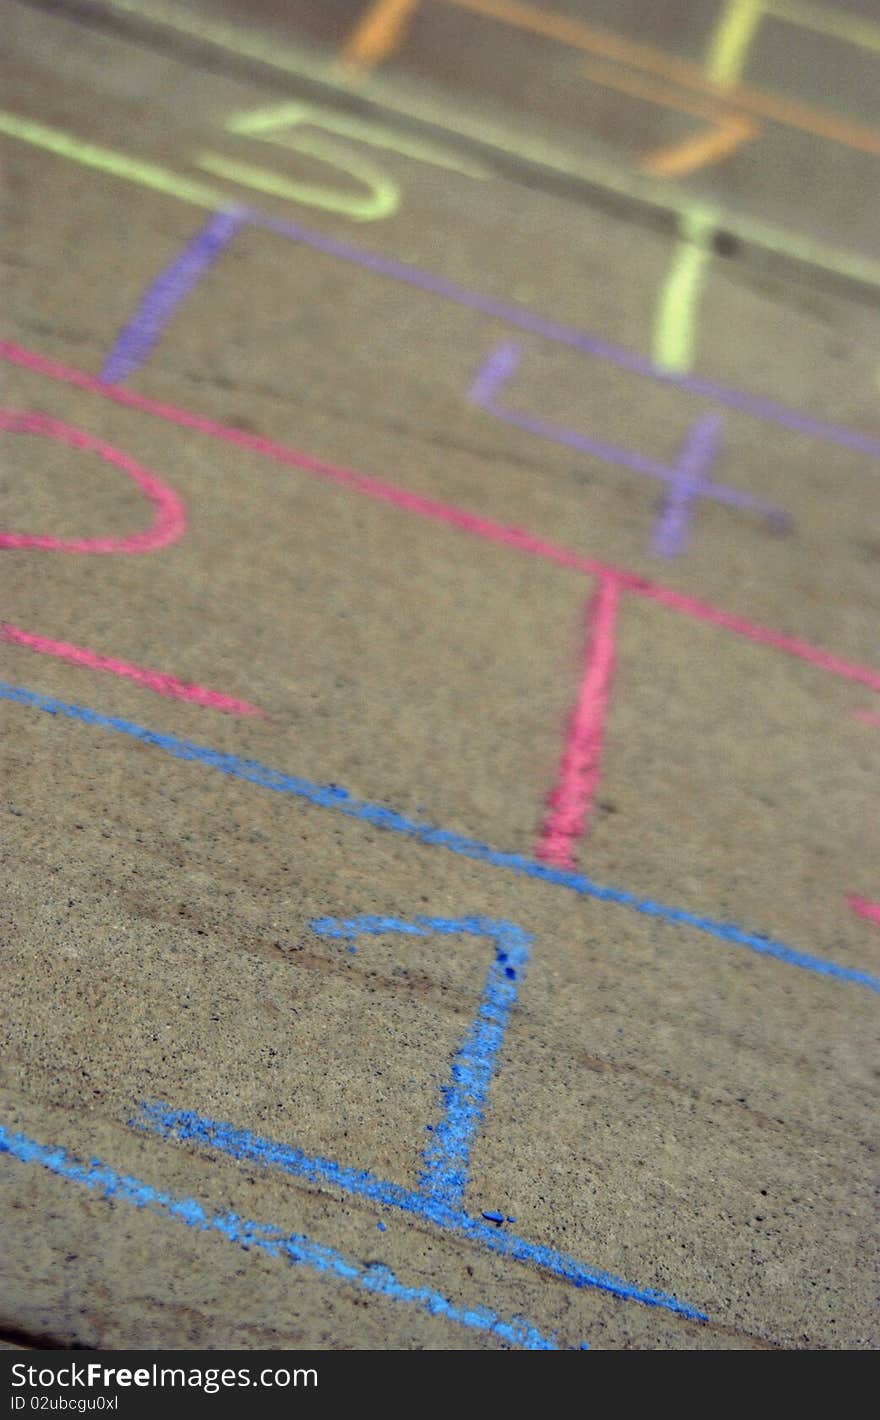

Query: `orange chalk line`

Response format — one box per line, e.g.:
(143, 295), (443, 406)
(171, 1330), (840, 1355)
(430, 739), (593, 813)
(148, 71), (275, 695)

(342, 0), (759, 176)
(341, 0), (422, 71)
(644, 117), (757, 178)
(343, 0), (761, 179)
(442, 0), (880, 160)
(577, 57), (761, 179)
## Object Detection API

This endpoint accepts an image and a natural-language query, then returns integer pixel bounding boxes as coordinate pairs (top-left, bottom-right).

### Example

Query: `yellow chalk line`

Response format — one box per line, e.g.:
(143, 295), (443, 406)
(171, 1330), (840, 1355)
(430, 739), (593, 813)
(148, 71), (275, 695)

(196, 136), (400, 221)
(709, 0), (765, 84)
(652, 0), (763, 373)
(0, 109), (223, 207)
(225, 99), (491, 179)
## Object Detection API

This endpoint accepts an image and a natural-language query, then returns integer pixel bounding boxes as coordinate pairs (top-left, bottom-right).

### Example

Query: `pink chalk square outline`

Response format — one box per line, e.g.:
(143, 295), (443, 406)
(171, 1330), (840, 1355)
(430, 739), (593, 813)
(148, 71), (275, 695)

(2, 339), (877, 880)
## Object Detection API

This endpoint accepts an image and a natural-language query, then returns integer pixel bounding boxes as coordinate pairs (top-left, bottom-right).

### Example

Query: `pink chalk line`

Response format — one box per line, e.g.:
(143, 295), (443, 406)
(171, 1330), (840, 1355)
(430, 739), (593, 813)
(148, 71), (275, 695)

(0, 406), (263, 717)
(853, 709), (880, 727)
(536, 573), (620, 867)
(3, 340), (877, 693)
(0, 409), (185, 552)
(0, 624), (265, 717)
(847, 894), (880, 927)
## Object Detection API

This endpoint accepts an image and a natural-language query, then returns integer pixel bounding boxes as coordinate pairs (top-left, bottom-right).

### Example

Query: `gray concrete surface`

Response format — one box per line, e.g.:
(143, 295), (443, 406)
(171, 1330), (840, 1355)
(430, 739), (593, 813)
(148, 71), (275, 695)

(0, 0), (878, 1350)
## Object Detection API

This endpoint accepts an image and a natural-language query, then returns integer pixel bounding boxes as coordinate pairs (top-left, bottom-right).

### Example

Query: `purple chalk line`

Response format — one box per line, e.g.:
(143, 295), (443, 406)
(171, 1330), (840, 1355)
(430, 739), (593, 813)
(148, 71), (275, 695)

(101, 206), (880, 470)
(468, 339), (521, 405)
(100, 210), (247, 385)
(652, 413), (725, 557)
(255, 214), (880, 461)
(468, 343), (788, 556)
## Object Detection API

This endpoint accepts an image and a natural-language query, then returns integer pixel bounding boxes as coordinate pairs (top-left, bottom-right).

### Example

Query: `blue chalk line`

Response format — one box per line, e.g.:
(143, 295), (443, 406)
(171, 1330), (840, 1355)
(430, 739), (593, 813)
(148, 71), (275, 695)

(0, 1122), (567, 1350)
(132, 1102), (706, 1320)
(311, 916), (529, 1208)
(133, 918), (707, 1319)
(0, 678), (876, 994)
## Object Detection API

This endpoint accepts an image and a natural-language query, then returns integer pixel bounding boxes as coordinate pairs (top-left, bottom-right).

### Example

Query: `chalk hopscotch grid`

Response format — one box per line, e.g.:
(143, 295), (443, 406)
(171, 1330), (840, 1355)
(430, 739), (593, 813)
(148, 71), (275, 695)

(98, 211), (791, 560)
(1, 78), (877, 1352)
(5, 317), (874, 1322)
(39, 203), (880, 865)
